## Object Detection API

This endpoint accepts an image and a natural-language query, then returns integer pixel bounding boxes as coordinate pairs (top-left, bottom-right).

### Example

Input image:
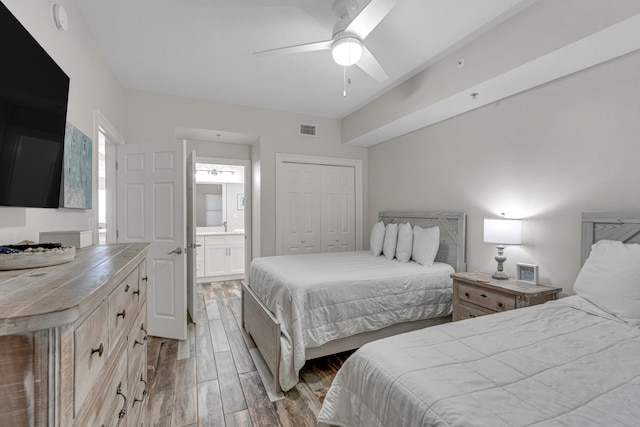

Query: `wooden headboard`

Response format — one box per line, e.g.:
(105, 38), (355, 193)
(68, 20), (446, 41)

(379, 211), (467, 272)
(582, 212), (640, 265)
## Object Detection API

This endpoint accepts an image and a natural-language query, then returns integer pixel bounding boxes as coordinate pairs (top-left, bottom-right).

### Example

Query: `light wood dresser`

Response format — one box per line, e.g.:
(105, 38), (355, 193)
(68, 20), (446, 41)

(451, 272), (561, 321)
(0, 243), (149, 426)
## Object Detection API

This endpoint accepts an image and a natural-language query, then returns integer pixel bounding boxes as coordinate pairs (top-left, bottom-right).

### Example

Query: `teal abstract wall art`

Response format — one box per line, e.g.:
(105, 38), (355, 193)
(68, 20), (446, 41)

(61, 122), (92, 209)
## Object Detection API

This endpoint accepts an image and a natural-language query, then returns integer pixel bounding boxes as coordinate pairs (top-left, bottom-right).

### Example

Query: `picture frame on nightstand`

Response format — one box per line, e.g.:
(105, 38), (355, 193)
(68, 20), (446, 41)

(516, 262), (539, 285)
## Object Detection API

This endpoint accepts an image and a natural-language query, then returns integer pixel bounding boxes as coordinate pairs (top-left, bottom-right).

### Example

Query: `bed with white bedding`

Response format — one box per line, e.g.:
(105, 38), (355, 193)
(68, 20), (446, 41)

(318, 212), (640, 426)
(242, 211), (466, 393)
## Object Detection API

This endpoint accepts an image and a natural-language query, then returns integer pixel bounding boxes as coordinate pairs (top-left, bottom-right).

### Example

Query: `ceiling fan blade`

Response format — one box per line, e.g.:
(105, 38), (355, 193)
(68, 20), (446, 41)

(356, 45), (388, 82)
(345, 0), (398, 40)
(254, 39), (333, 57)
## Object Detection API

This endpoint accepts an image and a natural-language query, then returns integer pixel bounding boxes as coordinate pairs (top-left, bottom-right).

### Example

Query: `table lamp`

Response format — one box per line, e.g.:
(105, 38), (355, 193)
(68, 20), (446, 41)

(483, 215), (522, 280)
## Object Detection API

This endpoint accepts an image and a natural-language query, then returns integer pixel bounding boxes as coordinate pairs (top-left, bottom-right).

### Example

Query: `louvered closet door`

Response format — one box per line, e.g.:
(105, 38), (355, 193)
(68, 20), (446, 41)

(277, 162), (355, 255)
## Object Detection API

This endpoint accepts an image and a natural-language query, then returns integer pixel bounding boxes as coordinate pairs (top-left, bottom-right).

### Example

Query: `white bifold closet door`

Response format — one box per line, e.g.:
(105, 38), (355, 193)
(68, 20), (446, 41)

(277, 162), (355, 255)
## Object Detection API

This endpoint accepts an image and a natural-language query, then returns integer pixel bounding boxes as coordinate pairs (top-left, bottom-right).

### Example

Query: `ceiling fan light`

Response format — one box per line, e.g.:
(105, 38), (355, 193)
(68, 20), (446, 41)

(332, 37), (362, 66)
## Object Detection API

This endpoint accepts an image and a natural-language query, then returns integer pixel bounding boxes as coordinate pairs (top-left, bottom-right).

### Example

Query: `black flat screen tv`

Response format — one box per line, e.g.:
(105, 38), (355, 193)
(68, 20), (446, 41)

(0, 2), (70, 208)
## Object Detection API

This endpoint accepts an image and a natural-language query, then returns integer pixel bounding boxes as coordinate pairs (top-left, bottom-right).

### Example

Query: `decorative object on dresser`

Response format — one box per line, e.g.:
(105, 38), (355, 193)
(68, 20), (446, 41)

(40, 229), (93, 248)
(483, 214), (522, 279)
(0, 243), (149, 426)
(0, 242), (76, 270)
(451, 272), (560, 321)
(516, 262), (539, 285)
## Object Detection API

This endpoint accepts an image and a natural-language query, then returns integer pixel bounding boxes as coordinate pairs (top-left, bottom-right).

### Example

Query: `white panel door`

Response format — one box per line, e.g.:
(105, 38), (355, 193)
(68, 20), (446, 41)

(279, 163), (321, 254)
(117, 142), (187, 340)
(321, 165), (356, 252)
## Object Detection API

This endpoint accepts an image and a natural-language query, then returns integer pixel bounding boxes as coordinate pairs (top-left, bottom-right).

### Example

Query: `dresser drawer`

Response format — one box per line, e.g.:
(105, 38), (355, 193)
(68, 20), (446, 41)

(108, 268), (138, 345)
(128, 304), (148, 383)
(457, 282), (516, 312)
(454, 302), (495, 321)
(134, 260), (148, 307)
(129, 352), (148, 427)
(74, 301), (109, 415)
(75, 350), (129, 427)
(128, 303), (148, 426)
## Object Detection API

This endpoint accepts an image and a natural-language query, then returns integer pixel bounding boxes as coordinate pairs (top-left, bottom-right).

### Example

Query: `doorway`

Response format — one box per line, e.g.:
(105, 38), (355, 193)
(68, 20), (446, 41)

(192, 157), (250, 283)
(94, 112), (123, 245)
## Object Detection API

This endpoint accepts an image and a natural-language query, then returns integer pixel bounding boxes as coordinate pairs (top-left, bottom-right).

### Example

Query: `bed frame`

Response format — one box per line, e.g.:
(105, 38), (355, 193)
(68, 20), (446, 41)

(241, 211), (466, 393)
(581, 212), (640, 265)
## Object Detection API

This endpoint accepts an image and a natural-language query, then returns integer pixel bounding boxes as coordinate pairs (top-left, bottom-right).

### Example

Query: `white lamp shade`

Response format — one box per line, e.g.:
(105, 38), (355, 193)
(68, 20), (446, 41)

(483, 218), (522, 245)
(332, 37), (363, 66)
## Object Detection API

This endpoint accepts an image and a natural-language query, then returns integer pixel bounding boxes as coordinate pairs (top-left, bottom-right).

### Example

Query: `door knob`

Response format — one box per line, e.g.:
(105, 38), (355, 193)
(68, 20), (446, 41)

(167, 247), (183, 255)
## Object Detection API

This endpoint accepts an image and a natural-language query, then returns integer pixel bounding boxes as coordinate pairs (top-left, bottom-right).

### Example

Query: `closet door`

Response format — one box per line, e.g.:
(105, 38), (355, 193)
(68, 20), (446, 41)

(279, 162), (322, 254)
(277, 161), (355, 255)
(321, 165), (355, 252)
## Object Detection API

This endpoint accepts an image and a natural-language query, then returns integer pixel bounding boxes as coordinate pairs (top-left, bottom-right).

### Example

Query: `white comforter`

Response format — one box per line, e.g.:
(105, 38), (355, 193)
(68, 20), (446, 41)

(318, 296), (640, 427)
(247, 251), (454, 391)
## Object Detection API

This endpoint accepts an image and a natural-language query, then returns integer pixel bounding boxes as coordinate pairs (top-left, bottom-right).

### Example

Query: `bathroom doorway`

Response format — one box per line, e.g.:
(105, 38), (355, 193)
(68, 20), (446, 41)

(192, 158), (249, 283)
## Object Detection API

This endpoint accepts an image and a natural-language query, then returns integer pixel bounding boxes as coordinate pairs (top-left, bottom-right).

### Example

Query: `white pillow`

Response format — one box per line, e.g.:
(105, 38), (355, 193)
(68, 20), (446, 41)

(411, 225), (440, 266)
(574, 240), (640, 326)
(395, 222), (413, 263)
(382, 223), (398, 260)
(369, 221), (385, 256)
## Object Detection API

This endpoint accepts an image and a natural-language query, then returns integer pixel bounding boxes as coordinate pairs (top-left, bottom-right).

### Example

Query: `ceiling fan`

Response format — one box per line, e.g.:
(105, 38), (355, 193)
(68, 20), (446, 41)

(254, 0), (398, 83)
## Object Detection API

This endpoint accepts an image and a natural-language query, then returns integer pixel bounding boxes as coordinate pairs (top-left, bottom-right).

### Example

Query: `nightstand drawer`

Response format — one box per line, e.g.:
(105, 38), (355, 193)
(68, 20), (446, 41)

(455, 302), (494, 320)
(457, 283), (516, 312)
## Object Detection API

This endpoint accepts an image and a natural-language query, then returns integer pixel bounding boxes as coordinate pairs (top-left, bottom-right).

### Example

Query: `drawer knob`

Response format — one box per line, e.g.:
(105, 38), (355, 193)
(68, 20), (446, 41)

(498, 302), (504, 308)
(91, 343), (104, 357)
(133, 374), (148, 406)
(480, 293), (487, 298)
(117, 309), (126, 319)
(464, 292), (469, 298)
(125, 284), (130, 292)
(469, 314), (476, 318)
(116, 382), (127, 420)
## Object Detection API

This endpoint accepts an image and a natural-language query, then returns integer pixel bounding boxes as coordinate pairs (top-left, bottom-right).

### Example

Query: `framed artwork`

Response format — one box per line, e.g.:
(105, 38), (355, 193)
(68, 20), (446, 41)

(516, 262), (539, 285)
(61, 122), (92, 209)
(237, 194), (245, 210)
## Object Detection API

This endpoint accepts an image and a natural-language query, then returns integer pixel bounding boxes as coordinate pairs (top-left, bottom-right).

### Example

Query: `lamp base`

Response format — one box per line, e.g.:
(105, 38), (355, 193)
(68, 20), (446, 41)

(492, 271), (509, 280)
(493, 244), (509, 280)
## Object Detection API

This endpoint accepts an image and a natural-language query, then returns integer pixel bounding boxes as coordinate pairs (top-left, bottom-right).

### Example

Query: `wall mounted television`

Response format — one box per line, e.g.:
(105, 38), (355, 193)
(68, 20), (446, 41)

(0, 2), (70, 208)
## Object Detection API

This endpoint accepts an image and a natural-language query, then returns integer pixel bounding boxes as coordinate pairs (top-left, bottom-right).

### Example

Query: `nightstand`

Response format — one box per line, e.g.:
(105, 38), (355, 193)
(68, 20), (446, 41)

(451, 272), (561, 321)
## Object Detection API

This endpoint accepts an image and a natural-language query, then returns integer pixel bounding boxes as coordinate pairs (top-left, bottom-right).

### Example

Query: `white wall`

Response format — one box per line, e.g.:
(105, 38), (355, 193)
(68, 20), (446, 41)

(362, 1), (640, 293)
(123, 90), (369, 257)
(0, 0), (126, 244)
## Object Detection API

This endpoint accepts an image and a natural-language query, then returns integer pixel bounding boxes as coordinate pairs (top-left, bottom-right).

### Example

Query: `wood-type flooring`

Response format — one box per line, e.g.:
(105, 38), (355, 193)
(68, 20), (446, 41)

(146, 280), (351, 426)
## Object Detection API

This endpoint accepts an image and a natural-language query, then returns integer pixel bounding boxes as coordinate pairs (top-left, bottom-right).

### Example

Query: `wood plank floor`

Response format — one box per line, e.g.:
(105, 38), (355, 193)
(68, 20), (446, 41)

(147, 280), (352, 427)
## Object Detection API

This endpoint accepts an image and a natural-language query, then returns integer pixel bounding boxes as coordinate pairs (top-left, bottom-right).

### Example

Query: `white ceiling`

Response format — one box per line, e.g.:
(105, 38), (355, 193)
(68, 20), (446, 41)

(77, 0), (536, 119)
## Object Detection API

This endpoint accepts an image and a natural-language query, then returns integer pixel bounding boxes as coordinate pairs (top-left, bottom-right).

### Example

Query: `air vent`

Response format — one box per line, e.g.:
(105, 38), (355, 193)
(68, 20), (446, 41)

(299, 123), (317, 136)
